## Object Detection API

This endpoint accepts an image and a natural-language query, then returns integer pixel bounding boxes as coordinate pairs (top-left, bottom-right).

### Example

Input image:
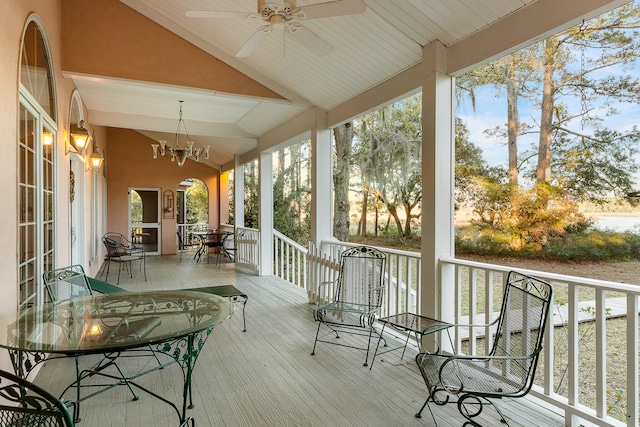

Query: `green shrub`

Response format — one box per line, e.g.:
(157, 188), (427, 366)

(457, 226), (640, 262)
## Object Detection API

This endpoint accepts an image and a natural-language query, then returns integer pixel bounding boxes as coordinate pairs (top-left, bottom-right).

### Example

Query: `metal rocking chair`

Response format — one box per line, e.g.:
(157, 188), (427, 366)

(415, 271), (553, 426)
(311, 246), (386, 366)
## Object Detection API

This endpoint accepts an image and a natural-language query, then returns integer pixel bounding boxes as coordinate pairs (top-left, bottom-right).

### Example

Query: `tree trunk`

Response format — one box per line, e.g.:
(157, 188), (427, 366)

(387, 204), (404, 238)
(360, 189), (368, 236)
(332, 123), (353, 241)
(537, 37), (556, 184)
(403, 201), (413, 237)
(505, 55), (519, 185)
(374, 204), (379, 236)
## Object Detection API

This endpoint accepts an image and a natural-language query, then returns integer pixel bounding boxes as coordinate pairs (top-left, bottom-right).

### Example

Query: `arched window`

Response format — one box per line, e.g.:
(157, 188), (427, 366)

(18, 16), (57, 310)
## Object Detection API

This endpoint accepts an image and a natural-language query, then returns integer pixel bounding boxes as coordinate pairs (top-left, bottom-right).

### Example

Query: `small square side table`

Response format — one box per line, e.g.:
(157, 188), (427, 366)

(370, 312), (453, 369)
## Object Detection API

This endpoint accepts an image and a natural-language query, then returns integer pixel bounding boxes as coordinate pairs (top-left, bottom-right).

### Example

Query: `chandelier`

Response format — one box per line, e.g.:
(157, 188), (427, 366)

(151, 101), (209, 167)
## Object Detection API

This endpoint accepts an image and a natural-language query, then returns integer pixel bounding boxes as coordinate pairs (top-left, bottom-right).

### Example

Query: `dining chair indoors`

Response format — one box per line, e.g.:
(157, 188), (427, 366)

(311, 246), (386, 366)
(0, 369), (75, 427)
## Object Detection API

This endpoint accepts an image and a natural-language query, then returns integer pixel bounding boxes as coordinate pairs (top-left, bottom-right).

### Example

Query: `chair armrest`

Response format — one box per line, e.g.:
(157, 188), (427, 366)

(315, 279), (337, 306)
(449, 315), (500, 329)
(317, 279), (337, 293)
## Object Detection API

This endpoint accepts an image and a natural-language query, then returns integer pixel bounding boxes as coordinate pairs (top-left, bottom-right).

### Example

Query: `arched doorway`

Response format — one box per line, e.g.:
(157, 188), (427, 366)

(176, 178), (209, 251)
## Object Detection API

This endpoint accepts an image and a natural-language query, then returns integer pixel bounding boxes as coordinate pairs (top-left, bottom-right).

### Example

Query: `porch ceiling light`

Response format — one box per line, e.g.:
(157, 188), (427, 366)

(70, 120), (91, 150)
(151, 101), (209, 167)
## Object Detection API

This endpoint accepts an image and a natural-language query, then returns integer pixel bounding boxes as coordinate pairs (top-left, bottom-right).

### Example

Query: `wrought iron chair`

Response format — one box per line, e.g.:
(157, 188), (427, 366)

(415, 271), (553, 427)
(0, 369), (74, 427)
(203, 231), (225, 265)
(220, 231), (236, 263)
(177, 230), (200, 249)
(101, 233), (146, 284)
(311, 246), (386, 366)
(43, 265), (140, 420)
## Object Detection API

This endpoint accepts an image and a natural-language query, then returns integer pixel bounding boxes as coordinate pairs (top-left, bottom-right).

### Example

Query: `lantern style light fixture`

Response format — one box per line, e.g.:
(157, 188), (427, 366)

(151, 101), (209, 167)
(88, 131), (104, 171)
(42, 129), (53, 146)
(70, 120), (91, 150)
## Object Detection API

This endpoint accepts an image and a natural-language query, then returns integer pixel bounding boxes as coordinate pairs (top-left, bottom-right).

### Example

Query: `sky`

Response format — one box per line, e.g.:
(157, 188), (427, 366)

(454, 4), (640, 190)
(456, 79), (640, 171)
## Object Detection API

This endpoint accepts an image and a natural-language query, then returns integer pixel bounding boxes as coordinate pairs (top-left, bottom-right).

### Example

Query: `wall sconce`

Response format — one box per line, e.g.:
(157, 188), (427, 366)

(88, 131), (104, 171)
(163, 190), (174, 219)
(65, 120), (91, 154)
(70, 120), (91, 151)
(42, 129), (53, 146)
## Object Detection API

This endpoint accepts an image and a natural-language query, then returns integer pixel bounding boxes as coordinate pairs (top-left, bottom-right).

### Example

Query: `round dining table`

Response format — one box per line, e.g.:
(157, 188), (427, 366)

(0, 289), (233, 424)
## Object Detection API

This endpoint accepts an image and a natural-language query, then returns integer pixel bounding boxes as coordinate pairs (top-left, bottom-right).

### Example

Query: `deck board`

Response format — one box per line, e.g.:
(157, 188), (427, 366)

(33, 255), (565, 426)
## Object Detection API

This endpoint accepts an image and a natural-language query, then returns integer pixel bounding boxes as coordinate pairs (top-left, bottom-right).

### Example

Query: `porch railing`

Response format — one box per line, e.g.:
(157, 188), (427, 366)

(176, 223), (207, 251)
(237, 231), (639, 426)
(307, 240), (420, 318)
(235, 226), (260, 274)
(301, 241), (639, 427)
(438, 256), (639, 427)
(273, 230), (307, 289)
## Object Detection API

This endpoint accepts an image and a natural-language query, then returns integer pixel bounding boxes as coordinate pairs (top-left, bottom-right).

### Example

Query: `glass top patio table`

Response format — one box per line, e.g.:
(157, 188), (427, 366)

(370, 312), (453, 369)
(0, 290), (232, 424)
(192, 230), (233, 262)
(0, 290), (232, 355)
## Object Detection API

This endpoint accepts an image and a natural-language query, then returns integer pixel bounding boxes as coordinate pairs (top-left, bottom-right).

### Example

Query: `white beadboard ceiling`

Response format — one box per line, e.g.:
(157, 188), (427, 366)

(68, 0), (621, 168)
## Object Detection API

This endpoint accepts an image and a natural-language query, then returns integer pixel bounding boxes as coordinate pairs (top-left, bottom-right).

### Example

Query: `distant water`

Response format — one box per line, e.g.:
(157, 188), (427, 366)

(593, 216), (640, 232)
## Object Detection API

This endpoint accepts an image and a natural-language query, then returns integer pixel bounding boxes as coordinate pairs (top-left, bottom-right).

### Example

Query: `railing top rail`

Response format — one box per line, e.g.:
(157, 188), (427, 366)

(441, 256), (640, 295)
(320, 239), (421, 259)
(273, 230), (308, 253)
(237, 226), (259, 233)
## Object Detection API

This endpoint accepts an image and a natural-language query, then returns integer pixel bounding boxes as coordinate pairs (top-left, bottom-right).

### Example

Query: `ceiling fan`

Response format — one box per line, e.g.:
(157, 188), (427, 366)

(186, 0), (366, 57)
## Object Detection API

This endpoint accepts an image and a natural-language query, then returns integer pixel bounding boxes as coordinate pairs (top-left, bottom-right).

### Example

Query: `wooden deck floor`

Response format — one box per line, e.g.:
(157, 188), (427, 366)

(34, 255), (565, 427)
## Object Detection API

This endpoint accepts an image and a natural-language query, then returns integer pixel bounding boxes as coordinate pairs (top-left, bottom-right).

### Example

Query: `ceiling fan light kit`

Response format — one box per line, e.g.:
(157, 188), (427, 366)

(186, 0), (366, 57)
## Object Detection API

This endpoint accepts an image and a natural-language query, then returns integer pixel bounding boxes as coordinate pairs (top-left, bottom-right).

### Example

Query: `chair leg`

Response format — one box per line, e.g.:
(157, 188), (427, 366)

(104, 259), (111, 282)
(240, 298), (247, 332)
(311, 322), (323, 355)
(415, 396), (439, 426)
(116, 262), (122, 285)
(364, 328), (375, 366)
(458, 395), (510, 427)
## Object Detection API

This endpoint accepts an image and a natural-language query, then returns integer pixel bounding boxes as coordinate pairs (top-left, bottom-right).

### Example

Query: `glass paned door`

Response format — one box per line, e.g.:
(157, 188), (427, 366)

(129, 188), (160, 255)
(18, 99), (56, 310)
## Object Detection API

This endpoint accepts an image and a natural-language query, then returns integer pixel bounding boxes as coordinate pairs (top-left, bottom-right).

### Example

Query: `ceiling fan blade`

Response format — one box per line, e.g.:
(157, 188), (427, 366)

(288, 25), (333, 56)
(236, 26), (272, 57)
(299, 0), (366, 20)
(186, 10), (249, 19)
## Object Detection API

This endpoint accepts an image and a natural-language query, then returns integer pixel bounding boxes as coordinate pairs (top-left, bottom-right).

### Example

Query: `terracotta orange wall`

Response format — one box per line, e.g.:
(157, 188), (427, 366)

(106, 128), (220, 254)
(61, 0), (283, 99)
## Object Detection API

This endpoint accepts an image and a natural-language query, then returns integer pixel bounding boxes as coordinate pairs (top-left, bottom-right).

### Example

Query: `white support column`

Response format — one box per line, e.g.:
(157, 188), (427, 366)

(310, 108), (333, 245)
(234, 155), (245, 228)
(258, 151), (273, 276)
(627, 294), (639, 427)
(420, 41), (455, 324)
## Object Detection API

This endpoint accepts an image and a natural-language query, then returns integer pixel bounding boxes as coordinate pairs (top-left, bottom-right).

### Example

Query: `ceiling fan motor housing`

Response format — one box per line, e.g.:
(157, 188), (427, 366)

(258, 1), (297, 18)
